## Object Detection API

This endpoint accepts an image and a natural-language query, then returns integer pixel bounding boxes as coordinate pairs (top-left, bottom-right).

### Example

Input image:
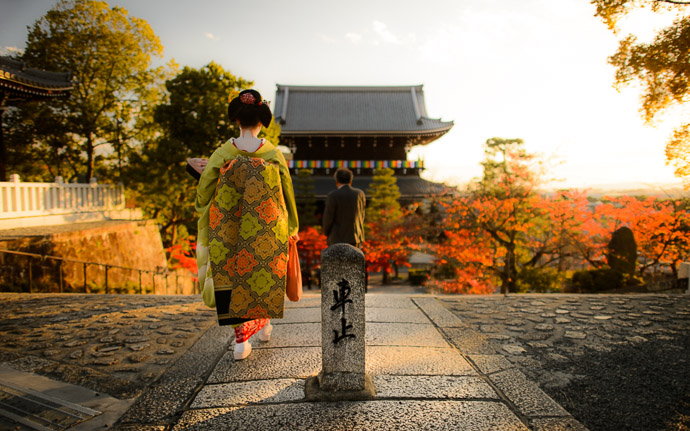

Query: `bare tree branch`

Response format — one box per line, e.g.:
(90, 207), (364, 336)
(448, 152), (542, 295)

(655, 0), (690, 5)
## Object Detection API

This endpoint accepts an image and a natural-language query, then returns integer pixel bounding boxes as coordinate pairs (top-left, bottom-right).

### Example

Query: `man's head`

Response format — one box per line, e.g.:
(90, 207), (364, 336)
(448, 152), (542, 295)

(334, 168), (353, 186)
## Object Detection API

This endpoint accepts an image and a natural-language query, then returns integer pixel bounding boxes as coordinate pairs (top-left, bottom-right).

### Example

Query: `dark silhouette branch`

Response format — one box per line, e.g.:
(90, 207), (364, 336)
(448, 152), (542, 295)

(655, 0), (690, 4)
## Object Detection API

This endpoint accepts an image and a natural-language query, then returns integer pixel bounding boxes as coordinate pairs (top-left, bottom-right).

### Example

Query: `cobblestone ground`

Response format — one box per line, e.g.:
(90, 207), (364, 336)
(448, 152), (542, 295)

(0, 293), (216, 399)
(441, 294), (690, 431)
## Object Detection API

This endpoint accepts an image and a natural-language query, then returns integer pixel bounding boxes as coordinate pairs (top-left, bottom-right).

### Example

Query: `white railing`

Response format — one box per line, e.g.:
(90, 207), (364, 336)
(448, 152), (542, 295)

(0, 174), (125, 219)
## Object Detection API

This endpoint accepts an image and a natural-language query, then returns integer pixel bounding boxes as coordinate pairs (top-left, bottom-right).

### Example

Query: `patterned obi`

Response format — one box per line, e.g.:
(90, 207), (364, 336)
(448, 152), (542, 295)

(209, 155), (288, 325)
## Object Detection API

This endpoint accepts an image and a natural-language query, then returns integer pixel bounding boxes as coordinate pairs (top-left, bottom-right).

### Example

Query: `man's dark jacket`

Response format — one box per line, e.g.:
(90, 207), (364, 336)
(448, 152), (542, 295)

(322, 184), (366, 247)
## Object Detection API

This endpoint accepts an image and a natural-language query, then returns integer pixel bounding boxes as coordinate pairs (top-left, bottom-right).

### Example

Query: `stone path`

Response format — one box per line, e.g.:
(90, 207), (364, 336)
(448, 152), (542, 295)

(440, 294), (690, 389)
(17, 292), (690, 429)
(0, 293), (216, 400)
(113, 294), (582, 430)
(439, 294), (690, 431)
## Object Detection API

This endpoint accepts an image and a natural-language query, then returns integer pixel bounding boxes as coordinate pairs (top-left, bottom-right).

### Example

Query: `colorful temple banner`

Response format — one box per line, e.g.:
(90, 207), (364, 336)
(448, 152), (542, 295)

(288, 160), (424, 169)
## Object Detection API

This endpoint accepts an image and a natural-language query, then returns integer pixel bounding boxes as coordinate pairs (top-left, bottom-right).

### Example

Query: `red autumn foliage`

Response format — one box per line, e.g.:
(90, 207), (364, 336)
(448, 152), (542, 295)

(297, 226), (328, 274)
(167, 235), (197, 276)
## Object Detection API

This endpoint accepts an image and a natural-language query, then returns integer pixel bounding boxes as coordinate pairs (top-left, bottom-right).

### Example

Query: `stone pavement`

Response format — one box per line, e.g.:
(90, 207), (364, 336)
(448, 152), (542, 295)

(0, 292), (589, 431)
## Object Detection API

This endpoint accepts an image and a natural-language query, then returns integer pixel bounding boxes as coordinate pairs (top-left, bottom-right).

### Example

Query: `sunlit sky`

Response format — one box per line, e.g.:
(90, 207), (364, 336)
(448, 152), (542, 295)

(1, 0), (686, 190)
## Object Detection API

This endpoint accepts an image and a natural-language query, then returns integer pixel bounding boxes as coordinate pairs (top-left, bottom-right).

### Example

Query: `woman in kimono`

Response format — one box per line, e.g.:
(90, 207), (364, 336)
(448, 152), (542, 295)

(195, 89), (299, 360)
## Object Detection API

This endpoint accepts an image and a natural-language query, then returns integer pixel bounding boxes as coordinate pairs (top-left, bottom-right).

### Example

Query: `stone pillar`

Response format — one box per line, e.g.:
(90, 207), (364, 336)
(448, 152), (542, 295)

(305, 244), (374, 401)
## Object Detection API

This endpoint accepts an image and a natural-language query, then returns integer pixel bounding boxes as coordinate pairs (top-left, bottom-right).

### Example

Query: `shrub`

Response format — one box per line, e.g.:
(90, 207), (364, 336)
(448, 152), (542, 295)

(571, 268), (624, 292)
(517, 266), (564, 293)
(408, 269), (430, 286)
(607, 226), (637, 274)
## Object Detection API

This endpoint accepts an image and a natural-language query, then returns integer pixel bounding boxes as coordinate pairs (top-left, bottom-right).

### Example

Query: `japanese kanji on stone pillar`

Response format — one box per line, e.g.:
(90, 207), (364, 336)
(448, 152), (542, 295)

(305, 244), (374, 401)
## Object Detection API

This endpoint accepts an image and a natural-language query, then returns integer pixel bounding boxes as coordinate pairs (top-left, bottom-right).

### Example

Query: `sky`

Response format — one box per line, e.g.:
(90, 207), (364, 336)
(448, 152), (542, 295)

(1, 0), (686, 190)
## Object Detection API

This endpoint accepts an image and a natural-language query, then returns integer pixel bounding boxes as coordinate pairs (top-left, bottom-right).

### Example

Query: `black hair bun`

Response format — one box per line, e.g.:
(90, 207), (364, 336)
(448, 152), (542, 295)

(228, 89), (272, 128)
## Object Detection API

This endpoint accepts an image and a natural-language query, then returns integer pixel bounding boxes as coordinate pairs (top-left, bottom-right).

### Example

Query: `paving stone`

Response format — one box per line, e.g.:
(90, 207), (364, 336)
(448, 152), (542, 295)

(367, 323), (448, 347)
(530, 417), (589, 431)
(284, 295), (321, 309)
(171, 401), (529, 431)
(564, 331), (587, 340)
(535, 324), (554, 331)
(365, 295), (416, 309)
(128, 353), (149, 364)
(366, 307), (429, 324)
(208, 347), (321, 383)
(253, 323), (321, 348)
(191, 379), (305, 407)
(469, 355), (514, 375)
(373, 375), (499, 399)
(413, 297), (465, 327)
(93, 357), (119, 366)
(503, 345), (526, 355)
(526, 342), (549, 349)
(442, 328), (497, 355)
(129, 343), (150, 352)
(367, 346), (476, 376)
(490, 369), (571, 418)
(273, 307), (320, 324)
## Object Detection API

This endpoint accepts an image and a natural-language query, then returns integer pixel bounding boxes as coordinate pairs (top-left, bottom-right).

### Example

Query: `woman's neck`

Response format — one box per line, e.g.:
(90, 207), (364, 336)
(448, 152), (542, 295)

(234, 126), (262, 152)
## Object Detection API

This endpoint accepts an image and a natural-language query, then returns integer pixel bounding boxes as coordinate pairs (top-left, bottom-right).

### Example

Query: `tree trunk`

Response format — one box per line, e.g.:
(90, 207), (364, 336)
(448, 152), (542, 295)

(0, 105), (6, 181)
(85, 134), (94, 181)
(503, 243), (518, 293)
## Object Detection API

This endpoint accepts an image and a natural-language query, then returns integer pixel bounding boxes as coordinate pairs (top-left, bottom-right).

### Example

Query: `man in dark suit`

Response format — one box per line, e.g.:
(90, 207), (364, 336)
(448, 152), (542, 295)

(322, 168), (366, 248)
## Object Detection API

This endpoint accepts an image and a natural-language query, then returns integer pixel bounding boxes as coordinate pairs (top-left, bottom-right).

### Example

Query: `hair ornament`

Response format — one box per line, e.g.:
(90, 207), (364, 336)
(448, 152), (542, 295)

(240, 92), (257, 105)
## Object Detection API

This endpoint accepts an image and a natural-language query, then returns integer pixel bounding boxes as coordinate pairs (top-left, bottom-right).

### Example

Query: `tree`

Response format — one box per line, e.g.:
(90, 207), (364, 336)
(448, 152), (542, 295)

(594, 195), (690, 277)
(296, 226), (328, 289)
(8, 0), (165, 182)
(362, 206), (424, 284)
(294, 169), (319, 228)
(128, 62), (255, 247)
(366, 168), (401, 223)
(467, 138), (546, 293)
(363, 167), (404, 283)
(591, 0), (690, 183)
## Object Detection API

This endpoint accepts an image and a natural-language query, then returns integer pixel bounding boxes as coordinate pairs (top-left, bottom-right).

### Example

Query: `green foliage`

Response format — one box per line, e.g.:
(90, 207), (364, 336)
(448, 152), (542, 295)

(607, 226), (638, 274)
(366, 168), (401, 223)
(128, 62), (252, 247)
(294, 169), (318, 228)
(153, 62), (251, 156)
(475, 137), (539, 198)
(7, 0), (165, 182)
(571, 268), (624, 293)
(516, 266), (564, 293)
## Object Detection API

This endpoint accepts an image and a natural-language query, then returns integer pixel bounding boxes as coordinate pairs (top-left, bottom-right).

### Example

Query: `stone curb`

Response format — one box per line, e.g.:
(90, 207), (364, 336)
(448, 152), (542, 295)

(114, 324), (234, 429)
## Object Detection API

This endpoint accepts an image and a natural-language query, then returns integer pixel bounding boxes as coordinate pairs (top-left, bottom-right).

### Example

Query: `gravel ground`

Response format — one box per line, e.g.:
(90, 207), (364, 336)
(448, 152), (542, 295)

(442, 294), (690, 431)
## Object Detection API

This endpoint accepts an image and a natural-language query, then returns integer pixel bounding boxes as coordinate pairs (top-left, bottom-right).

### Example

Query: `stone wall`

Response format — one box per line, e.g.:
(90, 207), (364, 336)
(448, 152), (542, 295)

(0, 221), (197, 294)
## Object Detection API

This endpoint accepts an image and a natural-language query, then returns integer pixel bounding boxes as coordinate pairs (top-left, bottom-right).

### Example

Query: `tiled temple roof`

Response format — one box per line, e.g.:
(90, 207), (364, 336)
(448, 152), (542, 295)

(0, 56), (74, 101)
(274, 85), (453, 136)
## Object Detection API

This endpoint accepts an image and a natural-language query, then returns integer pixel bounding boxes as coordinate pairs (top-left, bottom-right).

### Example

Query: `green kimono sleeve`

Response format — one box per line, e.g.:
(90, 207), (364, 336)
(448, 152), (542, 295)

(275, 150), (299, 237)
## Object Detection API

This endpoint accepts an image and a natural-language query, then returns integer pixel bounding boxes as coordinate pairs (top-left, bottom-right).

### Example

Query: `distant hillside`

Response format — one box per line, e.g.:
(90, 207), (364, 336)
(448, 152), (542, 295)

(550, 182), (688, 199)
